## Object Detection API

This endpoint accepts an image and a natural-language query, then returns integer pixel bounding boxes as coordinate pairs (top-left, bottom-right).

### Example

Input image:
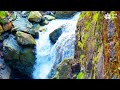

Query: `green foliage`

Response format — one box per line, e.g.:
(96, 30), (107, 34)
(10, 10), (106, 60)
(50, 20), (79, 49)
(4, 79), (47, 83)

(80, 54), (84, 60)
(93, 12), (99, 23)
(110, 11), (115, 20)
(0, 11), (7, 18)
(76, 72), (85, 79)
(78, 41), (83, 50)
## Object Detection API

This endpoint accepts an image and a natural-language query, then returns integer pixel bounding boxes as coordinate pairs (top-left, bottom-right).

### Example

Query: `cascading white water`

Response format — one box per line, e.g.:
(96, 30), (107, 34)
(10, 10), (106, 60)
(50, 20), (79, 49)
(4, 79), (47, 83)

(33, 12), (80, 79)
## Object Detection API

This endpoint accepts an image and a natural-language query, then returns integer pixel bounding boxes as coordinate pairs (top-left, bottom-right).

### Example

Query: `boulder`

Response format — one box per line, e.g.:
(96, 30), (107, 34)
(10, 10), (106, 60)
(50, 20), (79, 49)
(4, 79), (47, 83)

(16, 31), (36, 46)
(3, 34), (21, 60)
(19, 47), (36, 76)
(54, 11), (76, 19)
(0, 32), (9, 41)
(0, 58), (11, 79)
(32, 23), (40, 38)
(43, 15), (55, 21)
(3, 22), (12, 31)
(12, 16), (36, 35)
(28, 11), (42, 22)
(49, 26), (63, 43)
(53, 58), (80, 79)
(40, 18), (49, 26)
(3, 34), (36, 78)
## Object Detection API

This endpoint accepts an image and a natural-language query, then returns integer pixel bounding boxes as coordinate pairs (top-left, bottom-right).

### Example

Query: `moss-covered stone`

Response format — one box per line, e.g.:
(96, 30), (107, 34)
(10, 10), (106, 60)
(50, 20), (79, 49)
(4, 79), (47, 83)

(53, 58), (80, 79)
(16, 31), (36, 46)
(28, 11), (42, 22)
(3, 34), (36, 78)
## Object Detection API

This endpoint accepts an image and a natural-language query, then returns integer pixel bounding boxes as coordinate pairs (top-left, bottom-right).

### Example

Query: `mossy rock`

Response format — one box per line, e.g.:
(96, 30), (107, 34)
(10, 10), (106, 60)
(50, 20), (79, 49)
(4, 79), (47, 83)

(28, 11), (42, 22)
(16, 31), (36, 46)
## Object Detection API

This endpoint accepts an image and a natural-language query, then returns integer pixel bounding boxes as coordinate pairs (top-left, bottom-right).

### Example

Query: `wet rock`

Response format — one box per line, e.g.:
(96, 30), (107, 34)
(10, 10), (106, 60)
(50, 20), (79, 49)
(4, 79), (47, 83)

(3, 34), (36, 78)
(3, 34), (21, 60)
(40, 18), (49, 26)
(71, 63), (81, 74)
(12, 16), (36, 35)
(49, 26), (63, 43)
(16, 31), (36, 46)
(28, 11), (42, 22)
(0, 32), (9, 41)
(19, 47), (36, 77)
(55, 11), (77, 19)
(0, 58), (11, 79)
(39, 11), (55, 16)
(43, 15), (55, 21)
(32, 23), (40, 38)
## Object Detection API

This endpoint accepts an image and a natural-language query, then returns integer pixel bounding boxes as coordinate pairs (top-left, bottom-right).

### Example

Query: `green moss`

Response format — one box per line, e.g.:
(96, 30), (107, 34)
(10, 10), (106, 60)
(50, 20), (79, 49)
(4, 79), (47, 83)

(76, 72), (85, 79)
(0, 11), (7, 18)
(110, 11), (115, 20)
(93, 12), (99, 23)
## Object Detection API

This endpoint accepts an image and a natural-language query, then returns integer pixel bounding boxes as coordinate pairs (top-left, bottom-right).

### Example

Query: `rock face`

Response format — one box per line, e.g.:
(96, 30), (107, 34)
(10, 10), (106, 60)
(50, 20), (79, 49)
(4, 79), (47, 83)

(53, 58), (80, 79)
(55, 11), (76, 19)
(0, 58), (11, 79)
(12, 16), (36, 35)
(75, 11), (120, 79)
(3, 34), (36, 78)
(16, 31), (36, 46)
(53, 11), (120, 79)
(49, 26), (63, 44)
(48, 33), (76, 78)
(28, 11), (42, 22)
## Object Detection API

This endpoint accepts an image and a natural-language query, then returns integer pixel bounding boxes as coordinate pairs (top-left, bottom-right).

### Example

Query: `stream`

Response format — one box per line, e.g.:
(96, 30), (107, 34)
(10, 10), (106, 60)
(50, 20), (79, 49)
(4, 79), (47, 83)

(33, 12), (80, 79)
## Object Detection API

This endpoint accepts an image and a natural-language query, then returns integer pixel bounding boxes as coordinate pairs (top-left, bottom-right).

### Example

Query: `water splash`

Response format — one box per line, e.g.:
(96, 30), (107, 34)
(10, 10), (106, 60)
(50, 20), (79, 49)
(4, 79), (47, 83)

(33, 12), (80, 79)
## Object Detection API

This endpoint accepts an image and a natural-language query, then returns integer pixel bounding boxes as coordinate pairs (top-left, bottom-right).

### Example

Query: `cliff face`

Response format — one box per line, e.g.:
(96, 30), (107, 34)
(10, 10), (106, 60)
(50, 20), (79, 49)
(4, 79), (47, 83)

(75, 11), (120, 79)
(55, 11), (120, 79)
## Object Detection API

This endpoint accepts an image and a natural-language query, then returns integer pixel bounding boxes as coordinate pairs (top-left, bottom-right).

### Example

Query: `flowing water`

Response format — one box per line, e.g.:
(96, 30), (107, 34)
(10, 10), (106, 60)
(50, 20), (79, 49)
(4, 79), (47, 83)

(33, 12), (80, 79)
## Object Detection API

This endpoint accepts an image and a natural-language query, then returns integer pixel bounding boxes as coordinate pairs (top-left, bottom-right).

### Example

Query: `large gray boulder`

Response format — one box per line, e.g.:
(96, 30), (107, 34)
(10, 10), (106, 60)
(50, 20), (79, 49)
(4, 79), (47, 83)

(12, 16), (36, 35)
(3, 34), (21, 60)
(3, 34), (36, 78)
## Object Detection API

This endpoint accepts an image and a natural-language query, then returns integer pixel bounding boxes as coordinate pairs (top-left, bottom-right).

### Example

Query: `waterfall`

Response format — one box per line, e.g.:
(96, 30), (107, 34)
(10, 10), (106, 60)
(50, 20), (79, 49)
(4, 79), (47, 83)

(33, 12), (80, 79)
